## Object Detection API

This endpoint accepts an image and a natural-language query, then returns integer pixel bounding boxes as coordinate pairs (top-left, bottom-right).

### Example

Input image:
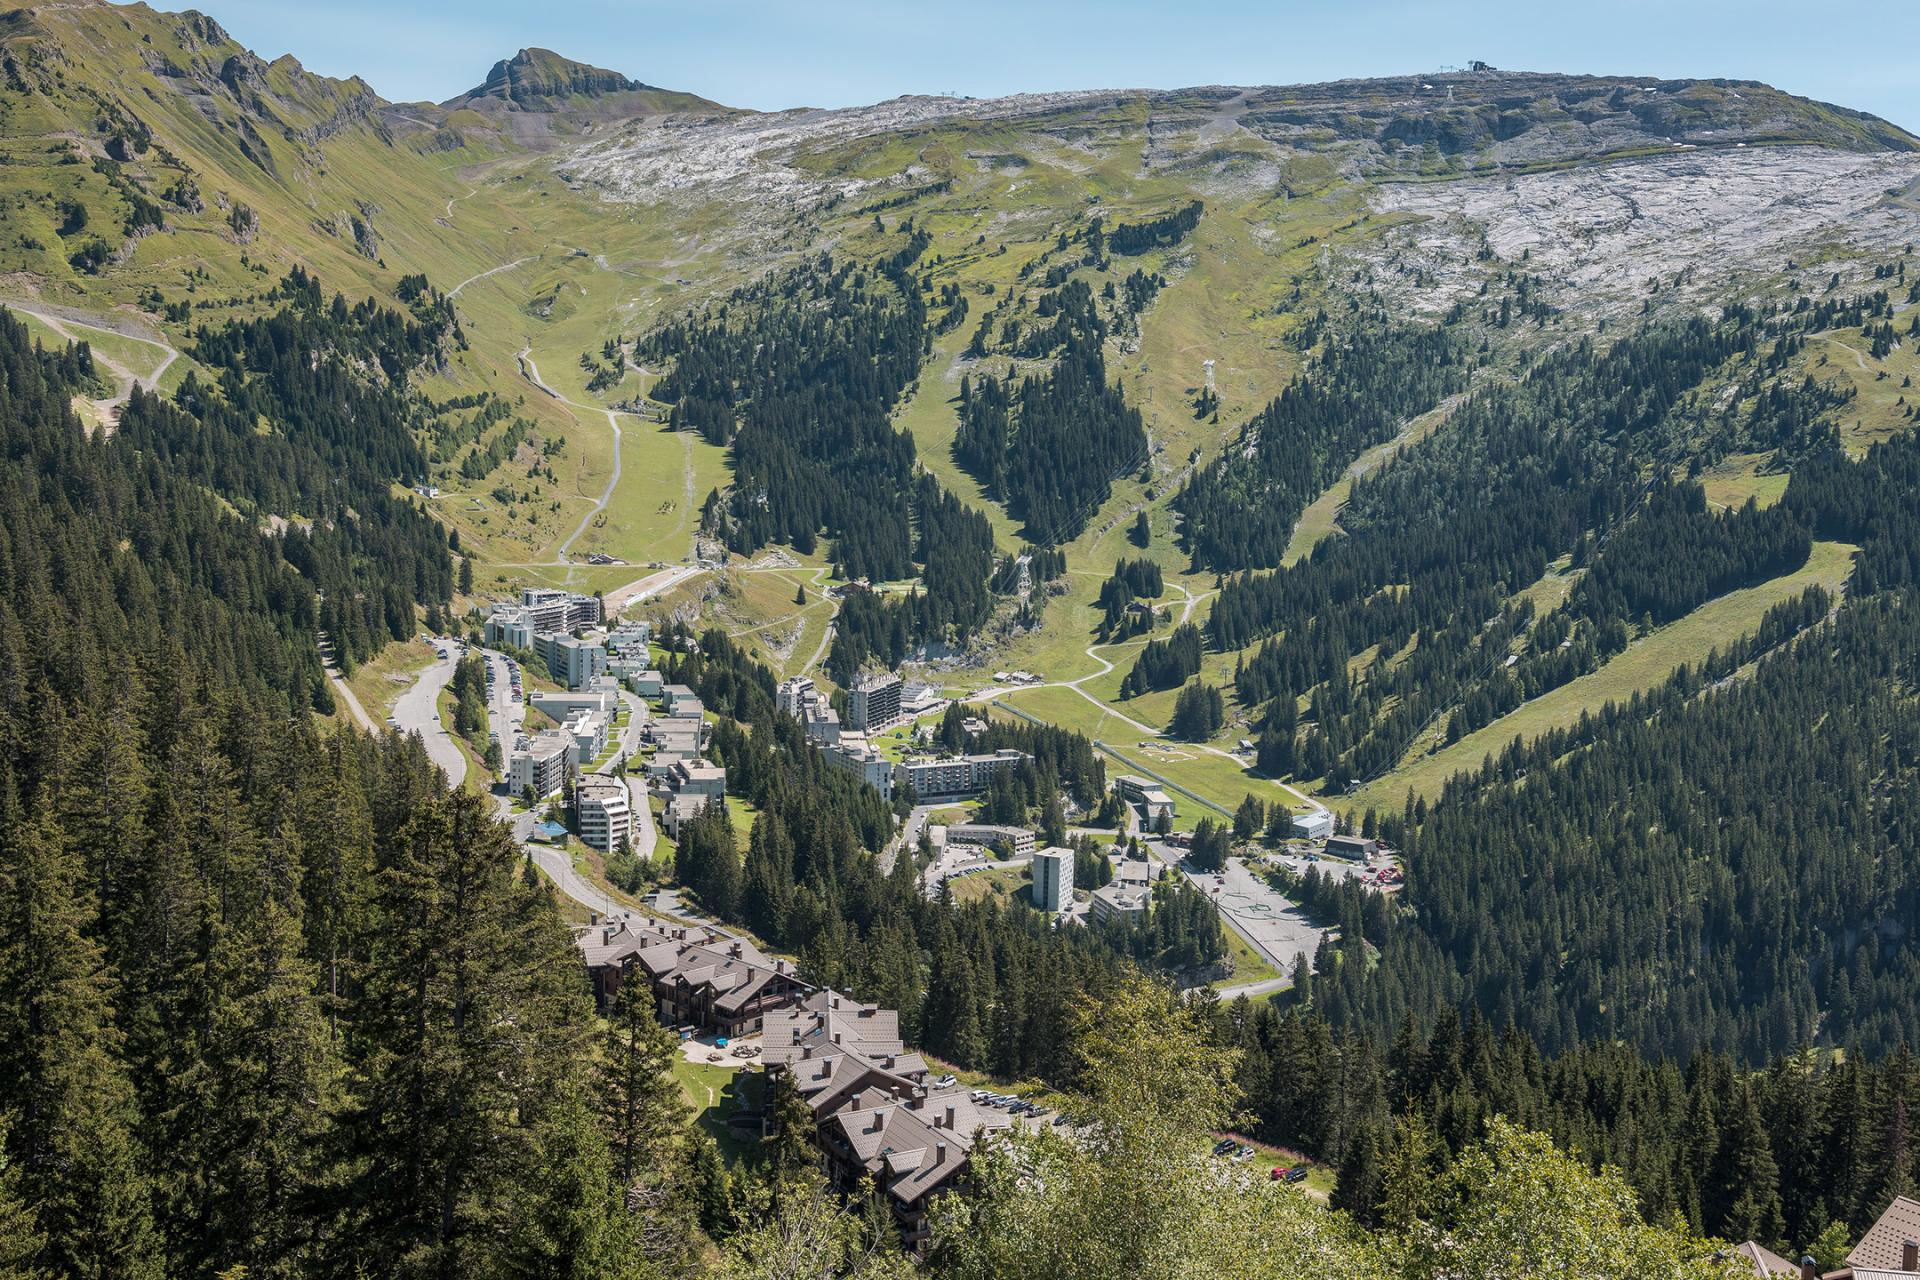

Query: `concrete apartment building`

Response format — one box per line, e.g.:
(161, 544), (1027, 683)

(944, 824), (1035, 857)
(895, 749), (1029, 802)
(483, 589), (602, 649)
(510, 730), (573, 799)
(605, 621), (651, 654)
(519, 587), (602, 632)
(662, 792), (713, 840)
(1114, 774), (1176, 827)
(560, 706), (608, 767)
(777, 676), (844, 746)
(666, 758), (727, 801)
(534, 632), (608, 690)
(529, 676), (621, 723)
(825, 733), (894, 800)
(1089, 880), (1151, 926)
(776, 676), (818, 720)
(1031, 847), (1073, 912)
(647, 717), (702, 768)
(575, 776), (633, 853)
(661, 684), (704, 719)
(846, 670), (902, 731)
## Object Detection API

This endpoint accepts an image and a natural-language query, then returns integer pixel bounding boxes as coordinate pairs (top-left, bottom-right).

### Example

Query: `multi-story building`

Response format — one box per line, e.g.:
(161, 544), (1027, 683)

(510, 730), (573, 799)
(606, 621), (652, 655)
(826, 733), (894, 800)
(660, 684), (704, 719)
(662, 792), (712, 840)
(520, 587), (601, 633)
(894, 749), (1029, 802)
(647, 718), (702, 767)
(560, 707), (608, 766)
(533, 632), (608, 690)
(1114, 774), (1176, 827)
(575, 776), (633, 853)
(576, 916), (810, 1035)
(846, 671), (903, 731)
(1089, 881), (1151, 926)
(667, 758), (727, 801)
(529, 677), (620, 723)
(944, 824), (1035, 857)
(1031, 847), (1073, 912)
(776, 676), (818, 720)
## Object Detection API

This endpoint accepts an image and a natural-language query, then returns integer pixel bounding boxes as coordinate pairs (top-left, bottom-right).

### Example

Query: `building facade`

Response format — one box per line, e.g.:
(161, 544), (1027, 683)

(894, 749), (1029, 802)
(846, 671), (903, 731)
(1031, 847), (1072, 912)
(576, 776), (633, 852)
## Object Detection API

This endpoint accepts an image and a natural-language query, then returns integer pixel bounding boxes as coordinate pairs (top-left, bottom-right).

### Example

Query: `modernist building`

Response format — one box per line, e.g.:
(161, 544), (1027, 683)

(894, 749), (1029, 802)
(510, 730), (573, 799)
(1030, 847), (1073, 912)
(575, 776), (633, 853)
(846, 671), (903, 731)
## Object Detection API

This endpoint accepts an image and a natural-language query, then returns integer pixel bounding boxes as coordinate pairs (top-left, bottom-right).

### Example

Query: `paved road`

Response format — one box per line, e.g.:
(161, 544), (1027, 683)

(390, 639), (466, 788)
(592, 689), (656, 862)
(605, 564), (705, 616)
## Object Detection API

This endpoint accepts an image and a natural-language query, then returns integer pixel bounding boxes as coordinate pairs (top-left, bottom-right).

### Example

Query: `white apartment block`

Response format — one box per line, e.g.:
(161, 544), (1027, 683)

(576, 777), (633, 853)
(1031, 847), (1073, 912)
(511, 730), (573, 799)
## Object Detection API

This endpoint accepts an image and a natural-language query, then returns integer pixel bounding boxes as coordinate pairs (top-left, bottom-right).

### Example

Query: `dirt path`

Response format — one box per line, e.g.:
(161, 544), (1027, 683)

(450, 253), (537, 298)
(517, 346), (629, 575)
(3, 298), (180, 430)
(318, 633), (378, 733)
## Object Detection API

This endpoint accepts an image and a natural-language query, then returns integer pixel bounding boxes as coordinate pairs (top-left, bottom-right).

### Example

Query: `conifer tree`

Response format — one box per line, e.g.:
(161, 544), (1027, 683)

(0, 786), (162, 1280)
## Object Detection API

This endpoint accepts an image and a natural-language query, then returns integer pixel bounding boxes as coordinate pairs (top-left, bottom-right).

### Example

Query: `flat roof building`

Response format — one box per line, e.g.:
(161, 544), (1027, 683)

(1325, 834), (1377, 861)
(826, 733), (894, 800)
(1031, 847), (1073, 913)
(511, 730), (573, 799)
(944, 825), (1034, 857)
(847, 671), (903, 732)
(1291, 810), (1334, 842)
(667, 758), (727, 800)
(1089, 881), (1150, 926)
(576, 776), (633, 853)
(894, 749), (1028, 802)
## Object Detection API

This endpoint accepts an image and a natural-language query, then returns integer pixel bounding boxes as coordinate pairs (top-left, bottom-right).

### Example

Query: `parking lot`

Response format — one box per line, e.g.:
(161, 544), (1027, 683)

(1175, 852), (1328, 972)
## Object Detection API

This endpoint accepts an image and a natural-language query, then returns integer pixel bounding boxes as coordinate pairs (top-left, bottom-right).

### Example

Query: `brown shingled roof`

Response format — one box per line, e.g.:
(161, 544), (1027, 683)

(1849, 1196), (1920, 1271)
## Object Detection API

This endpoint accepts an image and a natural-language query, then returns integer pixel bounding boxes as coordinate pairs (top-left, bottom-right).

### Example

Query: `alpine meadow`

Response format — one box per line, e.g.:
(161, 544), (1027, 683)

(3, 1), (1920, 1276)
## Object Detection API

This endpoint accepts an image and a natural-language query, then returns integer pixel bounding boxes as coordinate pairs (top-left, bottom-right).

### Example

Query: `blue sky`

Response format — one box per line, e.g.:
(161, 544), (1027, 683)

(202, 0), (1919, 130)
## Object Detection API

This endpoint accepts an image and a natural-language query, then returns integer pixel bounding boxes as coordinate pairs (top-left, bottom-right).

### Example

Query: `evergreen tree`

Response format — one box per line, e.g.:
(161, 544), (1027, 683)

(0, 787), (162, 1280)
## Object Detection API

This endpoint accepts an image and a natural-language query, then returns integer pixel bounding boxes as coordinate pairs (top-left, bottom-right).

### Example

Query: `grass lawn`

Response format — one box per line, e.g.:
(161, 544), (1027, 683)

(1348, 540), (1858, 811)
(1215, 927), (1284, 992)
(671, 1056), (764, 1162)
(949, 864), (1032, 906)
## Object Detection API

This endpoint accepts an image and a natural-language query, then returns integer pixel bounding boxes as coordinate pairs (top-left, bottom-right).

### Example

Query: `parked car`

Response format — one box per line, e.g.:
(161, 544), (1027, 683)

(932, 1074), (957, 1089)
(1212, 1139), (1237, 1156)
(1270, 1166), (1291, 1181)
(1233, 1145), (1256, 1162)
(1285, 1167), (1309, 1183)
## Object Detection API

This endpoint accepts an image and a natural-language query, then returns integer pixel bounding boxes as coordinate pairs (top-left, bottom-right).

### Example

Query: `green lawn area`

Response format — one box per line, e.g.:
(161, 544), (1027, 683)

(949, 864), (1032, 906)
(670, 1055), (764, 1162)
(1348, 540), (1858, 812)
(1215, 927), (1284, 992)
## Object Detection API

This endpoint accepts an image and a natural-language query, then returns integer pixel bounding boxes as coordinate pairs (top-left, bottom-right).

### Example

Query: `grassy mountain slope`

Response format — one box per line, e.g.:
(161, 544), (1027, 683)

(8, 0), (1920, 812)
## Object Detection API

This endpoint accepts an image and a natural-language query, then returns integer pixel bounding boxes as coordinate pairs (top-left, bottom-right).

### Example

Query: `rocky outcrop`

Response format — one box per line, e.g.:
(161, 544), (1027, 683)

(458, 48), (643, 109)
